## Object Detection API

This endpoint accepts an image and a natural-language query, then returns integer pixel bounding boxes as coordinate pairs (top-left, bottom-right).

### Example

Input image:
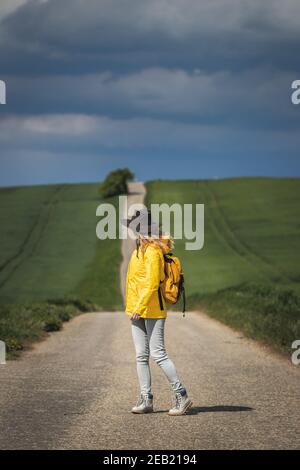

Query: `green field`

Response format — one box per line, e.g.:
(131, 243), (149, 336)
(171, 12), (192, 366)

(146, 178), (300, 352)
(1, 177), (300, 356)
(0, 183), (122, 307)
(0, 183), (122, 355)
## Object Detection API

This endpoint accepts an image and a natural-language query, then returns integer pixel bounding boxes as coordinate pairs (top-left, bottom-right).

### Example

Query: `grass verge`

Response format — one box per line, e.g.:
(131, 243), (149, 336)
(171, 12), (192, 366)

(0, 298), (98, 359)
(188, 283), (300, 354)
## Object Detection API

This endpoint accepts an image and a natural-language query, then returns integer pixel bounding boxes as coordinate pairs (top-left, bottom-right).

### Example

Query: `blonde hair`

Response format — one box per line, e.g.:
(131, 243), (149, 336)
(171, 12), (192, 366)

(137, 235), (174, 256)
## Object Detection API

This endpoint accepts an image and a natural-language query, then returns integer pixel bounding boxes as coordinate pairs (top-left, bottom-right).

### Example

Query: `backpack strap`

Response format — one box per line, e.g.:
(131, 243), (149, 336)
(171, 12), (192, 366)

(181, 277), (186, 317)
(163, 253), (186, 317)
(158, 286), (164, 311)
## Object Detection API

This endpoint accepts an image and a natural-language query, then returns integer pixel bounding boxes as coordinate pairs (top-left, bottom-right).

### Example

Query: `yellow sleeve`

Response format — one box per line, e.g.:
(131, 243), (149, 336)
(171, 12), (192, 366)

(134, 247), (162, 315)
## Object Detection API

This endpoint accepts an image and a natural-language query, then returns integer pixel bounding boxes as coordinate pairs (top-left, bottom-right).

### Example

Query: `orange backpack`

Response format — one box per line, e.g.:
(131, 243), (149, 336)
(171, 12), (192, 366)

(160, 253), (186, 316)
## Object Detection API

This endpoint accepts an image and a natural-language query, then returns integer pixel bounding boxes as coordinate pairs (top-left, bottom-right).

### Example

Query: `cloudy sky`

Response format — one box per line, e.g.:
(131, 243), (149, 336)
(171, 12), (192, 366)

(0, 0), (299, 186)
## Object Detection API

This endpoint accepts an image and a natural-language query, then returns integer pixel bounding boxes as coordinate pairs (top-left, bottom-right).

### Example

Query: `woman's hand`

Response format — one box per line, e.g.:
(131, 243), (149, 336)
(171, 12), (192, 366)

(130, 312), (140, 321)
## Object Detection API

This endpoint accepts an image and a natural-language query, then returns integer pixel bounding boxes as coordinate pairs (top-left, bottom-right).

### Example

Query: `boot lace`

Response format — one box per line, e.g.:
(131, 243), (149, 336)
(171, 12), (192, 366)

(173, 392), (183, 409)
(137, 394), (150, 406)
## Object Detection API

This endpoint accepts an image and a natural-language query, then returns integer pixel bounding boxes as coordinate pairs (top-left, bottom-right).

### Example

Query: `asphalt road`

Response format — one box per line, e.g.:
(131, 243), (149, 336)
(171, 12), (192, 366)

(1, 310), (300, 449)
(0, 183), (299, 450)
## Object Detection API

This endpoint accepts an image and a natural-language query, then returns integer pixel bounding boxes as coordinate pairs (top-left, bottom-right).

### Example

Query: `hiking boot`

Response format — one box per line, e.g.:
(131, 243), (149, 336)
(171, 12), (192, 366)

(131, 393), (153, 414)
(168, 389), (192, 416)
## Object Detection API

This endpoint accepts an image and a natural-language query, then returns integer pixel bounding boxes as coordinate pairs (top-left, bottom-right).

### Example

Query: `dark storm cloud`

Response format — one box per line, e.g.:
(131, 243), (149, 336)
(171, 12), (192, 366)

(1, 0), (299, 123)
(1, 0), (299, 122)
(2, 67), (298, 131)
(1, 0), (300, 75)
(0, 0), (300, 185)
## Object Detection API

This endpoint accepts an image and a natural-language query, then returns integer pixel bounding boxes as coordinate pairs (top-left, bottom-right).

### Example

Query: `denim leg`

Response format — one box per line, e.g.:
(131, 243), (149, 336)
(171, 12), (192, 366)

(131, 318), (151, 395)
(146, 318), (185, 393)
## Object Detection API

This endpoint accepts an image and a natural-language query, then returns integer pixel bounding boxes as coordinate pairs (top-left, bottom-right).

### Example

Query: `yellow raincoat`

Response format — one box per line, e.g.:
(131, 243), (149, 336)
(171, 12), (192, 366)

(125, 240), (169, 318)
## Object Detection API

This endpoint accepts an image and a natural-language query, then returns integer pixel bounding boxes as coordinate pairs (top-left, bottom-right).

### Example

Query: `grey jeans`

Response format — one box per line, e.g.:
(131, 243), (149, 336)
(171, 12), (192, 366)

(131, 317), (185, 396)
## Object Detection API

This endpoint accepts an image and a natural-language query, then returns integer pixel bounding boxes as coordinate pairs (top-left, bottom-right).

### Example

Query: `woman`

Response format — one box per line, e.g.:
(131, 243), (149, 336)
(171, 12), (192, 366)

(124, 210), (192, 416)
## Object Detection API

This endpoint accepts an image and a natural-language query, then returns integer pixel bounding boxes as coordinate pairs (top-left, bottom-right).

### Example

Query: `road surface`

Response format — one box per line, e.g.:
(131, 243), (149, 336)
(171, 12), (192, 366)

(0, 184), (299, 450)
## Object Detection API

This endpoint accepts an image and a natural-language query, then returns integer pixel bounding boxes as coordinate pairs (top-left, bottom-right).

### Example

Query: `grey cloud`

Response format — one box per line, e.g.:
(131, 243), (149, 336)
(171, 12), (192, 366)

(3, 67), (298, 130)
(1, 113), (299, 156)
(3, 0), (300, 45)
(1, 0), (300, 76)
(0, 0), (28, 20)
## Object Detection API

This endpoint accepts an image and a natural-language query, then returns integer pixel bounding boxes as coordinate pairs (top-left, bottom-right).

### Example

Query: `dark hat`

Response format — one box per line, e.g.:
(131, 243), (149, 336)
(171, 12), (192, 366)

(121, 208), (160, 237)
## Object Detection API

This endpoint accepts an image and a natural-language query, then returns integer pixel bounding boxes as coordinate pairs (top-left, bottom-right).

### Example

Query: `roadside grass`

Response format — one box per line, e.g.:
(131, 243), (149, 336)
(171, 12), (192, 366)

(189, 283), (300, 354)
(146, 178), (300, 353)
(0, 298), (97, 359)
(0, 183), (123, 357)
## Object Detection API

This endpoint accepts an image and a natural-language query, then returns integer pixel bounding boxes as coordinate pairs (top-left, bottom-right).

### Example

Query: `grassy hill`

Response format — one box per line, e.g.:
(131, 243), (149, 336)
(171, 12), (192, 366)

(146, 178), (300, 352)
(0, 183), (122, 356)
